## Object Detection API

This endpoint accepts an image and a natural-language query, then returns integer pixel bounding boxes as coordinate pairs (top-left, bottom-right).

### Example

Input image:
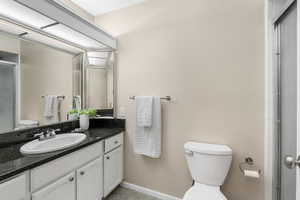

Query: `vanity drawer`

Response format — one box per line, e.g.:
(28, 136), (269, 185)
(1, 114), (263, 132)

(31, 141), (103, 192)
(105, 133), (123, 153)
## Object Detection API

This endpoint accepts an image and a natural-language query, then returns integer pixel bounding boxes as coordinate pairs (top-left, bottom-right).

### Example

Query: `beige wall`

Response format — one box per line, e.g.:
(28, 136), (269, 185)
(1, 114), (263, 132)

(0, 34), (20, 54)
(86, 68), (107, 109)
(95, 0), (265, 199)
(20, 41), (73, 124)
(86, 66), (114, 109)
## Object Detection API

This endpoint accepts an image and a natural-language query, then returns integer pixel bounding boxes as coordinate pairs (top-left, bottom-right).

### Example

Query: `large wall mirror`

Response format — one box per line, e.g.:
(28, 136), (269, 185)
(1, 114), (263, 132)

(0, 18), (116, 133)
(84, 52), (115, 114)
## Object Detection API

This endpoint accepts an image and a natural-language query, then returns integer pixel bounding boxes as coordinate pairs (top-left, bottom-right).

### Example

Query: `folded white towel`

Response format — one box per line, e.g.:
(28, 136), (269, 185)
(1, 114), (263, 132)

(43, 95), (55, 117)
(136, 96), (153, 127)
(135, 96), (161, 158)
(74, 95), (81, 112)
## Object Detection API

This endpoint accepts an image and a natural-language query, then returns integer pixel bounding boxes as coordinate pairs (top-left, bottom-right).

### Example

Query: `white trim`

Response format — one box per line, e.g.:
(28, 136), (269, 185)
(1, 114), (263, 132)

(121, 182), (182, 200)
(296, 1), (300, 199)
(265, 0), (275, 200)
(16, 54), (21, 127)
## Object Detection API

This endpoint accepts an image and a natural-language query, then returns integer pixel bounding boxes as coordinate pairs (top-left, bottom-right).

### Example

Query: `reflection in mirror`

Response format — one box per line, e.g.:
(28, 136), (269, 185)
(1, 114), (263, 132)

(0, 31), (84, 133)
(72, 54), (83, 112)
(0, 4), (116, 133)
(0, 50), (16, 132)
(84, 52), (115, 117)
(20, 41), (80, 126)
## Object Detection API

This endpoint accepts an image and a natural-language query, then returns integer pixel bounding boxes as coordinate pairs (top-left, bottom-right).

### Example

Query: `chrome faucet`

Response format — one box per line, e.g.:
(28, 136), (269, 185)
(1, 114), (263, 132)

(34, 128), (61, 141)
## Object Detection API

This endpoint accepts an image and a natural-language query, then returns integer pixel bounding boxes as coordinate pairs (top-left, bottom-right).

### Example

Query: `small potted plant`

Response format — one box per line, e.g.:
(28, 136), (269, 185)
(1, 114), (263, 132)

(67, 109), (79, 120)
(79, 109), (97, 130)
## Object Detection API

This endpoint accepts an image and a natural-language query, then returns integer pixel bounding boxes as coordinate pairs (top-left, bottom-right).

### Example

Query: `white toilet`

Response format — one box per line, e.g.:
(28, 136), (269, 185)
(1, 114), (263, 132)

(183, 142), (232, 200)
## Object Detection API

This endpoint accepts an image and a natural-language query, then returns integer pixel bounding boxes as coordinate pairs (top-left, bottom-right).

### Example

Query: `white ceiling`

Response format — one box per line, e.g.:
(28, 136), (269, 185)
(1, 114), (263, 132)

(70, 0), (148, 16)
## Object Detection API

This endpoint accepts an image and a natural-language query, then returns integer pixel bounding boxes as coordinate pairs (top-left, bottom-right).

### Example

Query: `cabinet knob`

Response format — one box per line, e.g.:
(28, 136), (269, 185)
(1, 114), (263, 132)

(69, 177), (74, 182)
(80, 171), (85, 176)
(106, 156), (110, 160)
(114, 141), (118, 144)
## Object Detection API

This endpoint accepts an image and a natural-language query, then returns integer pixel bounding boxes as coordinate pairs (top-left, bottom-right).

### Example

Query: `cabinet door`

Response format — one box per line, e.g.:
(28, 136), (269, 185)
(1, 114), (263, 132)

(104, 147), (123, 197)
(0, 173), (28, 200)
(31, 141), (103, 192)
(32, 172), (75, 200)
(77, 158), (103, 200)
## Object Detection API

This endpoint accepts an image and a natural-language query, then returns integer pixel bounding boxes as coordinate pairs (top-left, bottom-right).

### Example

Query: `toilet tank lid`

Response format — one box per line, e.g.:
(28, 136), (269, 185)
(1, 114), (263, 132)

(184, 142), (232, 155)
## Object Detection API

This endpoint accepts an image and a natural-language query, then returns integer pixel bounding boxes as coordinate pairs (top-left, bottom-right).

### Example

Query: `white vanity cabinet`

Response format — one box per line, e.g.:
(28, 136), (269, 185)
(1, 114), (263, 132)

(32, 172), (76, 200)
(0, 173), (29, 200)
(32, 158), (104, 200)
(31, 141), (103, 192)
(31, 141), (104, 200)
(77, 158), (103, 200)
(104, 147), (123, 197)
(104, 133), (124, 197)
(0, 132), (124, 200)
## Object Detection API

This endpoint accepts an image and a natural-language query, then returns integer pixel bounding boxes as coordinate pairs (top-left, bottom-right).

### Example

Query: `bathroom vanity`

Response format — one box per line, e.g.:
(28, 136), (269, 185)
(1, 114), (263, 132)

(0, 120), (124, 200)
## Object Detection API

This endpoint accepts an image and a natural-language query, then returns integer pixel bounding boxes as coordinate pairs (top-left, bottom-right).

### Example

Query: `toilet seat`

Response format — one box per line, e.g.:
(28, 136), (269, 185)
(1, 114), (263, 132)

(183, 183), (227, 200)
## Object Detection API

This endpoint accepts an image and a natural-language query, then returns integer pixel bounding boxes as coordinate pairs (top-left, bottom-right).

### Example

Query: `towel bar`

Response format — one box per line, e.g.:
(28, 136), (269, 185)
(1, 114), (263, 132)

(42, 95), (65, 99)
(129, 96), (171, 101)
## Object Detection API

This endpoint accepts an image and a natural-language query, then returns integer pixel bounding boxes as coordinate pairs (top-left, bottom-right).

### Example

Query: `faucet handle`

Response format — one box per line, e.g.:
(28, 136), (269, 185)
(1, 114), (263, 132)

(34, 132), (46, 140)
(48, 128), (60, 137)
(47, 130), (55, 137)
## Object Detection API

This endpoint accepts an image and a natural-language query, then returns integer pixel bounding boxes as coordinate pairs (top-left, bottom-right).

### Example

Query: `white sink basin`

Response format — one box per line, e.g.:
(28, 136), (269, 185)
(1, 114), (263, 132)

(20, 133), (87, 154)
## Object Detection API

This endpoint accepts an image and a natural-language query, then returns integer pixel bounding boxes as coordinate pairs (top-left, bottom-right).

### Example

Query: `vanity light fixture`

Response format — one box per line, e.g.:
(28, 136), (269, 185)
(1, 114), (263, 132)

(43, 24), (107, 50)
(87, 57), (107, 67)
(0, 0), (55, 29)
(86, 51), (113, 67)
(0, 18), (83, 55)
(14, 0), (117, 50)
(0, 0), (117, 53)
(22, 30), (83, 55)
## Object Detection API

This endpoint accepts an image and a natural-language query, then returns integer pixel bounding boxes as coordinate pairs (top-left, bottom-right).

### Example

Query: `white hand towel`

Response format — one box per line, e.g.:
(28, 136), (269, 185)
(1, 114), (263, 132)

(44, 96), (59, 124)
(43, 95), (55, 117)
(135, 96), (161, 158)
(136, 96), (153, 127)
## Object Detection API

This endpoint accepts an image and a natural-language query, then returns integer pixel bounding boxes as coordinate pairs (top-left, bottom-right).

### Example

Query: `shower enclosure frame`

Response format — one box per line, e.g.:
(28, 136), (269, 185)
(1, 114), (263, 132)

(0, 59), (19, 132)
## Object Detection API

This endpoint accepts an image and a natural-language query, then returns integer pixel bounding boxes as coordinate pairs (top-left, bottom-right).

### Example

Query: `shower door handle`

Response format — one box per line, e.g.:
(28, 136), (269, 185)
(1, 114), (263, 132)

(284, 155), (300, 169)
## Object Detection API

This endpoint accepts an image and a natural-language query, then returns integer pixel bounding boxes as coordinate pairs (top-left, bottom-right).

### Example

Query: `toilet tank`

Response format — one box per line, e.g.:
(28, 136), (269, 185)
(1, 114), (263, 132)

(184, 142), (232, 186)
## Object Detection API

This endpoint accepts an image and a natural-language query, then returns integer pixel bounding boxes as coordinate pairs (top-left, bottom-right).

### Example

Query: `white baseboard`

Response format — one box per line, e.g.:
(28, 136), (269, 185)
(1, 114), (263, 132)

(121, 182), (182, 200)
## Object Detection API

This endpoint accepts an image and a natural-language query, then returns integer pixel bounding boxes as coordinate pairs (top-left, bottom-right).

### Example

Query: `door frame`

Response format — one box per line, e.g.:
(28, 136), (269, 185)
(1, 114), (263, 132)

(265, 0), (299, 200)
(297, 0), (300, 198)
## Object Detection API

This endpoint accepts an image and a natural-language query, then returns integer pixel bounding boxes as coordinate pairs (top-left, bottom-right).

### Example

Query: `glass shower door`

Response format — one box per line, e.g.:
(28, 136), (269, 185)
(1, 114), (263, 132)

(0, 63), (16, 132)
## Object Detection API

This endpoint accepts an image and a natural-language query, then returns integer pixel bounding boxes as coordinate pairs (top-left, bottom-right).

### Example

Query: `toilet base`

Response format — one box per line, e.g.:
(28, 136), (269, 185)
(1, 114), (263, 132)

(183, 183), (227, 200)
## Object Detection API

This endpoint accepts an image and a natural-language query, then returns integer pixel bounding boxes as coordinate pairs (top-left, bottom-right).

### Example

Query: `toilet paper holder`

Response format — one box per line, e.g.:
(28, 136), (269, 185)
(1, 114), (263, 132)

(239, 157), (261, 178)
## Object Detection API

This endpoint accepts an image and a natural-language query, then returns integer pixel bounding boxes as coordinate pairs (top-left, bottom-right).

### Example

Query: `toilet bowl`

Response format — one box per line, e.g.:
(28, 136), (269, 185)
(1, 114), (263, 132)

(183, 142), (232, 200)
(183, 183), (226, 200)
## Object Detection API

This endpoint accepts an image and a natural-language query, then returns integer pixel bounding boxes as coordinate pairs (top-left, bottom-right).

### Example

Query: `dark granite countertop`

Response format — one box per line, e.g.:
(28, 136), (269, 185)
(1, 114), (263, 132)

(0, 127), (124, 182)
